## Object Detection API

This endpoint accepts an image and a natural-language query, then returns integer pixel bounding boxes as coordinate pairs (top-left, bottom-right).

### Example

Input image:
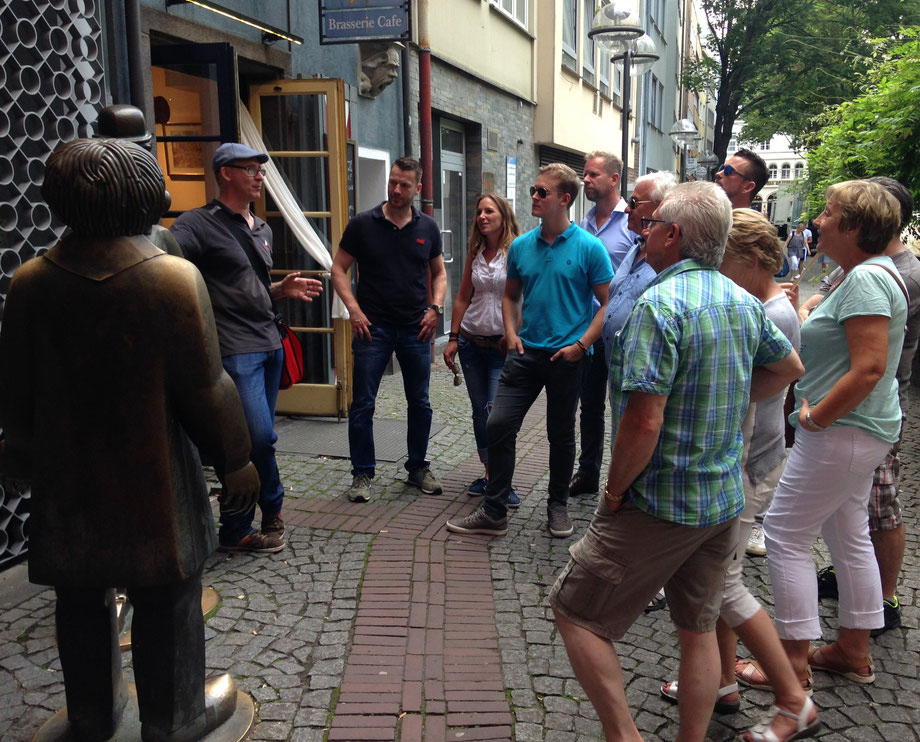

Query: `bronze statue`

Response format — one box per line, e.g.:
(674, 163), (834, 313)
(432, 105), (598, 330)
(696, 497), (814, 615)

(0, 138), (259, 741)
(95, 103), (185, 258)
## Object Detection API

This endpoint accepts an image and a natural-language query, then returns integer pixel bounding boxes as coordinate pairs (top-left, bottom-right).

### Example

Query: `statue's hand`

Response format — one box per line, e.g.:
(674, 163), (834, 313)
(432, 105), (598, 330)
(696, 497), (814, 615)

(218, 462), (260, 516)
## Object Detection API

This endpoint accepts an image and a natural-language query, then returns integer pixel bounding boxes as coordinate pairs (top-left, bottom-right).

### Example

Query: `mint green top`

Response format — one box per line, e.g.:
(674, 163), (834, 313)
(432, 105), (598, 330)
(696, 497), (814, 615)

(793, 256), (907, 443)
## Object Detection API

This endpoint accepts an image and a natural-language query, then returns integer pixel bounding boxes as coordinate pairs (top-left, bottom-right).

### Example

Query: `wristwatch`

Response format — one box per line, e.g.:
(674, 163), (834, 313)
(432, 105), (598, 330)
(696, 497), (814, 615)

(429, 304), (443, 316)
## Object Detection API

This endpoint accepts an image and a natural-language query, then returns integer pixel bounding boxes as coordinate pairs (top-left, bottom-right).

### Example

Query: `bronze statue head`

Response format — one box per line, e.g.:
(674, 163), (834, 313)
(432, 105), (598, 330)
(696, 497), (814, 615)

(41, 138), (167, 238)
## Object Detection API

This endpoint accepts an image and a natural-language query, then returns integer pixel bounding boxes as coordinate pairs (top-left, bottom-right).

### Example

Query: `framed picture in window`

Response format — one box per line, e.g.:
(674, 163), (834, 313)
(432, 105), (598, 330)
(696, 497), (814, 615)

(164, 123), (204, 177)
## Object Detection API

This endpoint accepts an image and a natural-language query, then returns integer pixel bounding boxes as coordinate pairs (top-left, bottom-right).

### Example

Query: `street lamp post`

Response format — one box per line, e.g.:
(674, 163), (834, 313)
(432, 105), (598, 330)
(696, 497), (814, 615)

(669, 118), (699, 182)
(588, 1), (658, 198)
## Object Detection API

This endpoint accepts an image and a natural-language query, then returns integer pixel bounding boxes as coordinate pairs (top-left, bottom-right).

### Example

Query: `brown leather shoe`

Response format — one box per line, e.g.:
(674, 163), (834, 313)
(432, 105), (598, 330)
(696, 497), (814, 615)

(569, 472), (599, 496)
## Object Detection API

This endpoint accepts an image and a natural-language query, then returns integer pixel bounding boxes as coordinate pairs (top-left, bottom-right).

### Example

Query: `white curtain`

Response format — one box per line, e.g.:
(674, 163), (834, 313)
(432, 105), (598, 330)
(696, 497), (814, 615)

(238, 102), (348, 319)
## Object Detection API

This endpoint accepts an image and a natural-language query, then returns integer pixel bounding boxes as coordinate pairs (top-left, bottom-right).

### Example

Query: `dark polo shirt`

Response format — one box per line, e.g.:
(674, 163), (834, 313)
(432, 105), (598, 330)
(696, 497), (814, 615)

(171, 200), (280, 357)
(339, 203), (442, 326)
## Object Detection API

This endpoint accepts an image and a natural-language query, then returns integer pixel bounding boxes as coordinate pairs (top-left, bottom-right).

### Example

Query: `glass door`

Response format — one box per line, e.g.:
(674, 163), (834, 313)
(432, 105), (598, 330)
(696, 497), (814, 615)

(439, 120), (466, 334)
(150, 43), (236, 219)
(248, 78), (350, 417)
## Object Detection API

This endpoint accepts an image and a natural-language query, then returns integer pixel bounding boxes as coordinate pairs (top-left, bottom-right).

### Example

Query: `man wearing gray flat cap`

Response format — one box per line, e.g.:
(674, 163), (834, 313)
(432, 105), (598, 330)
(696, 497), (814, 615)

(172, 142), (324, 553)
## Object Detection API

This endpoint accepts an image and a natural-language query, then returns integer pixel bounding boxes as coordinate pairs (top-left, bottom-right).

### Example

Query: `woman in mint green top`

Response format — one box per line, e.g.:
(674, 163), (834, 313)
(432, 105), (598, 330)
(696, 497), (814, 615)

(759, 180), (906, 732)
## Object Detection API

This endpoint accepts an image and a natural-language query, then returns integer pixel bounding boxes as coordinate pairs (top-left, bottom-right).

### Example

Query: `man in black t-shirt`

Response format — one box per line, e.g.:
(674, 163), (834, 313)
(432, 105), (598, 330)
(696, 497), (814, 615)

(331, 157), (447, 503)
(172, 143), (323, 553)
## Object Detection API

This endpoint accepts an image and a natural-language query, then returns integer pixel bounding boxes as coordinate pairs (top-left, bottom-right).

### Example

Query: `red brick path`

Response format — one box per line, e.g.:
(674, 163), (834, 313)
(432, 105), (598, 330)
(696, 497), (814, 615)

(297, 402), (550, 742)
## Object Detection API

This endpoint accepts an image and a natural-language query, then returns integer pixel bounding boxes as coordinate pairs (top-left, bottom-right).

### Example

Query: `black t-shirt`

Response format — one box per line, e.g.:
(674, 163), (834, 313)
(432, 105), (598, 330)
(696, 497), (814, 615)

(171, 200), (280, 356)
(339, 203), (442, 326)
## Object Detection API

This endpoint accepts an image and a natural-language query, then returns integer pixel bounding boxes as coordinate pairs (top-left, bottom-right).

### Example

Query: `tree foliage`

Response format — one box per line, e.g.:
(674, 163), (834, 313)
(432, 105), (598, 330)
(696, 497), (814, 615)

(805, 31), (920, 229)
(689, 0), (919, 162)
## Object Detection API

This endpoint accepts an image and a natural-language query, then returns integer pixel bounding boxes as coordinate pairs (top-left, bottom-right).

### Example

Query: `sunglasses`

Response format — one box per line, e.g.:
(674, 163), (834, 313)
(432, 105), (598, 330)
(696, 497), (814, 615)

(716, 164), (753, 181)
(641, 217), (669, 230)
(226, 165), (266, 177)
(529, 186), (561, 199)
(627, 196), (653, 210)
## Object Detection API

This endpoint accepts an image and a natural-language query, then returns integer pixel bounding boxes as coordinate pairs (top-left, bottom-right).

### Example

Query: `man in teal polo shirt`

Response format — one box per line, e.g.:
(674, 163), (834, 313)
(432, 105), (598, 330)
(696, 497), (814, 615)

(549, 182), (805, 741)
(447, 163), (613, 539)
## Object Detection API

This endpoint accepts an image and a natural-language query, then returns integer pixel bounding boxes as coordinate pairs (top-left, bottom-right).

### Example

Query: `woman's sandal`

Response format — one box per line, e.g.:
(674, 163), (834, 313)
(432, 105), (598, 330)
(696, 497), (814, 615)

(741, 696), (821, 742)
(659, 680), (740, 714)
(735, 659), (813, 696)
(807, 644), (875, 684)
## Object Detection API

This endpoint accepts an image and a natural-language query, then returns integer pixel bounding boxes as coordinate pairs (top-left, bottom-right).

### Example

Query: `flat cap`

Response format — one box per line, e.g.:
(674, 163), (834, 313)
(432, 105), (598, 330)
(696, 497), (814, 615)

(212, 142), (269, 174)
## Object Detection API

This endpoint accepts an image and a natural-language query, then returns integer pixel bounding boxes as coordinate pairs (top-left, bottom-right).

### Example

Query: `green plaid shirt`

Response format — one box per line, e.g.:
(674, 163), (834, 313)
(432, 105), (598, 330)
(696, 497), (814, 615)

(610, 260), (793, 527)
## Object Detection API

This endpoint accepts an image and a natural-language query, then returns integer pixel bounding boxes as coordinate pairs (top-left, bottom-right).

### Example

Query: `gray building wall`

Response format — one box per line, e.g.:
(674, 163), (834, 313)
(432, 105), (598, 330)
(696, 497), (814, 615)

(405, 51), (540, 235)
(142, 0), (404, 162)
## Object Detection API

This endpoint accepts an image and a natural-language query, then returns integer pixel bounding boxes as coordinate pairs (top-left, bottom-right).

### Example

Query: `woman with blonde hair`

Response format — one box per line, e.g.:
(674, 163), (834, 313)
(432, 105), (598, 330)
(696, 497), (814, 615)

(443, 194), (521, 503)
(758, 180), (904, 738)
(660, 209), (817, 742)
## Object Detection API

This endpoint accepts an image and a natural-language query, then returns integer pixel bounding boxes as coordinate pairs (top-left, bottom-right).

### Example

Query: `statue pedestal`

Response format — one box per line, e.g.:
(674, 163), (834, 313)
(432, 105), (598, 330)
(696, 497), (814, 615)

(118, 586), (219, 651)
(32, 683), (254, 742)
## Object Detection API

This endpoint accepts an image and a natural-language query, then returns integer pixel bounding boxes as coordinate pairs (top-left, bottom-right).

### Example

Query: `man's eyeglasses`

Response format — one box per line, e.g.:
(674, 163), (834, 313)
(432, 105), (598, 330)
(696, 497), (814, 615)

(716, 164), (753, 181)
(627, 196), (653, 210)
(530, 186), (560, 199)
(226, 165), (266, 178)
(641, 217), (669, 230)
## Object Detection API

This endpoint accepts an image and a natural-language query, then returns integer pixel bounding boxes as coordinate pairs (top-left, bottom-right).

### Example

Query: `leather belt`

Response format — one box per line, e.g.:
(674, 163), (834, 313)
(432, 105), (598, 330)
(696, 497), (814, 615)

(460, 328), (503, 350)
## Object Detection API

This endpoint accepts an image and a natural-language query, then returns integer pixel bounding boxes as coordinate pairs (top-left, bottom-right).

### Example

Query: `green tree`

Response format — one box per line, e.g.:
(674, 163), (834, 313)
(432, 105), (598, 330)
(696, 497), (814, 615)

(688, 0), (918, 161)
(805, 31), (920, 229)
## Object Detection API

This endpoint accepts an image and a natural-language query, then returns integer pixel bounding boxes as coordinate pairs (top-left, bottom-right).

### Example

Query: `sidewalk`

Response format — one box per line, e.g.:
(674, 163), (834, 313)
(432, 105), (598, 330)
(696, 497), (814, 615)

(0, 360), (917, 741)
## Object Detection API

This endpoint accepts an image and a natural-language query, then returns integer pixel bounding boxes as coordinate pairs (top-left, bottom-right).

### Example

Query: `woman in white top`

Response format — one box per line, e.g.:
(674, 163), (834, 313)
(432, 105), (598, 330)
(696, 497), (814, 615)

(443, 194), (520, 501)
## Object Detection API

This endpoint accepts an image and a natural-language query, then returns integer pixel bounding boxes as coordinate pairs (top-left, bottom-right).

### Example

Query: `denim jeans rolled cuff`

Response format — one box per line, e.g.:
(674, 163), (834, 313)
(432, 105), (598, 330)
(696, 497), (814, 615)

(458, 333), (506, 466)
(483, 347), (584, 519)
(348, 322), (434, 477)
(219, 348), (285, 542)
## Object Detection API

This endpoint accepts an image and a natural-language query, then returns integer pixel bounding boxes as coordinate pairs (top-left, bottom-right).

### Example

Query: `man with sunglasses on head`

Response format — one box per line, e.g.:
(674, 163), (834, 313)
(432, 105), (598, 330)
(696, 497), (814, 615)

(172, 143), (324, 554)
(447, 163), (613, 539)
(715, 148), (769, 209)
(569, 152), (637, 498)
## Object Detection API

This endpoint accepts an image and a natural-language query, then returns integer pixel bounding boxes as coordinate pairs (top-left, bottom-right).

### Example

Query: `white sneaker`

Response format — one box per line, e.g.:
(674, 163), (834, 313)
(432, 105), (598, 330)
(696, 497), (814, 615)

(746, 523), (767, 556)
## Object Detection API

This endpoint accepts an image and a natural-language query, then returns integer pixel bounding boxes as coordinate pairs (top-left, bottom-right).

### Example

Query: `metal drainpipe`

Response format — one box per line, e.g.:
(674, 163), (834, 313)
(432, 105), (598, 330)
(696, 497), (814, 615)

(417, 0), (434, 217)
(401, 46), (413, 156)
(124, 0), (147, 112)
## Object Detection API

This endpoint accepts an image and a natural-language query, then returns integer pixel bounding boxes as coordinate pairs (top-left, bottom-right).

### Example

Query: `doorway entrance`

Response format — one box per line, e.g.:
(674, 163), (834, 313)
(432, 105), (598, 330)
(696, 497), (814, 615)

(150, 44), (351, 417)
(438, 119), (466, 333)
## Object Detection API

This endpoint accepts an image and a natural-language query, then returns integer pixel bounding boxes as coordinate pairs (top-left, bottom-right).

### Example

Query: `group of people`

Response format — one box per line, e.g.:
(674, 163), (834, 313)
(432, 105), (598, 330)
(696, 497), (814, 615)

(2, 110), (912, 741)
(99, 137), (917, 742)
(334, 146), (912, 742)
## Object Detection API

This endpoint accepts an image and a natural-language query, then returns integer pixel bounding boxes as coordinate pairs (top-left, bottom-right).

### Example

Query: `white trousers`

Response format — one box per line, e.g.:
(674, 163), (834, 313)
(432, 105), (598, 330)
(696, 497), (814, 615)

(763, 426), (887, 639)
(721, 457), (785, 627)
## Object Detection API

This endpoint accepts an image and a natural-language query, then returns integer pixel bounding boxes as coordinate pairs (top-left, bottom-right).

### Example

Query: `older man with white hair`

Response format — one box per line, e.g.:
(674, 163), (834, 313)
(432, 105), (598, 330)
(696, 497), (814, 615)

(549, 182), (805, 742)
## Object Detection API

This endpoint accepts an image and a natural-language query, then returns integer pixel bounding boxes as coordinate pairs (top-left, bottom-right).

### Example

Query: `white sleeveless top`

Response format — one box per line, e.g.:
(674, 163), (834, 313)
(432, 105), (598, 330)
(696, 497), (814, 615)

(460, 249), (507, 336)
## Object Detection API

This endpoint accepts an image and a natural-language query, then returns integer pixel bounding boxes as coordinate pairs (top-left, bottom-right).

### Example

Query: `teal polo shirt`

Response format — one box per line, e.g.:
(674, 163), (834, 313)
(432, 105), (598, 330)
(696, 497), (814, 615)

(507, 222), (613, 351)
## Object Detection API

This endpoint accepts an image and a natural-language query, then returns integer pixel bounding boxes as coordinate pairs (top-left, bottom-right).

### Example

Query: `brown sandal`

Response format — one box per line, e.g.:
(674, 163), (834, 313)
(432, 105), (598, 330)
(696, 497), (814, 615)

(735, 659), (814, 696)
(807, 644), (874, 684)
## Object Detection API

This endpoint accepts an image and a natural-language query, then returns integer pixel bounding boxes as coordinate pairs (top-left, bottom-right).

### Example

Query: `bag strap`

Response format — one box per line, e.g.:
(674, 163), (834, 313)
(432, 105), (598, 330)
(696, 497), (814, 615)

(207, 202), (273, 300)
(865, 261), (909, 309)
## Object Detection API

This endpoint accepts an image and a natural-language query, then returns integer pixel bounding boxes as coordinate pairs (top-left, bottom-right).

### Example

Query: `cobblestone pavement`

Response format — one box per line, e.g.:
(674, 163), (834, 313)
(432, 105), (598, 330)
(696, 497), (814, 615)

(0, 351), (917, 741)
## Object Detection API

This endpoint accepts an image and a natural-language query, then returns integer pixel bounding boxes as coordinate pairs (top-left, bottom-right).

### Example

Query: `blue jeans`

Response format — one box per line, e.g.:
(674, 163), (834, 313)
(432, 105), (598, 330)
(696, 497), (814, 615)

(349, 323), (433, 477)
(484, 348), (585, 519)
(220, 349), (284, 542)
(575, 337), (608, 480)
(457, 334), (506, 464)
